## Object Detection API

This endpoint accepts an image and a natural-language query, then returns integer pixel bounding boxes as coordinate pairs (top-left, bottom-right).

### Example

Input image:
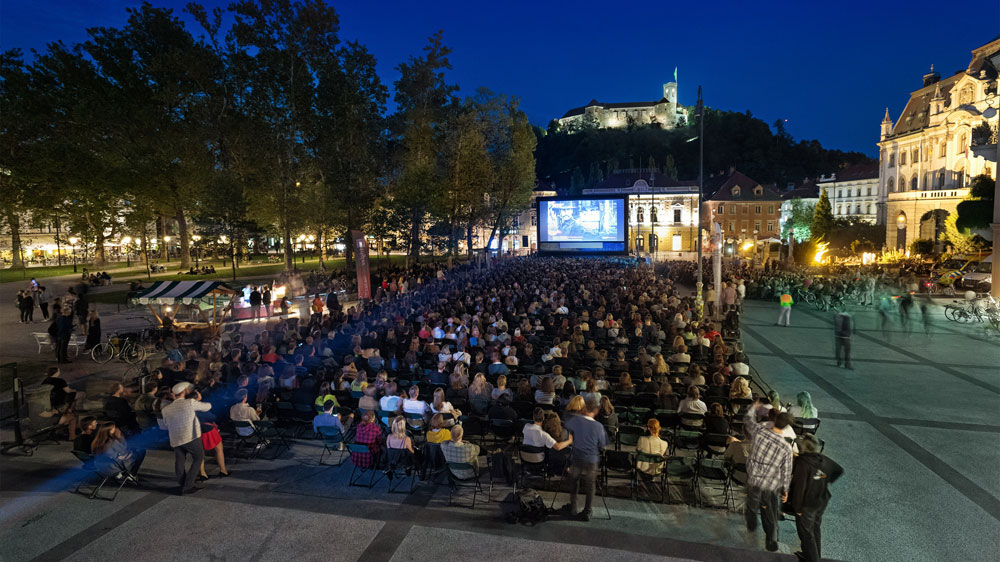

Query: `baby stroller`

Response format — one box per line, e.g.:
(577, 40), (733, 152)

(722, 308), (741, 339)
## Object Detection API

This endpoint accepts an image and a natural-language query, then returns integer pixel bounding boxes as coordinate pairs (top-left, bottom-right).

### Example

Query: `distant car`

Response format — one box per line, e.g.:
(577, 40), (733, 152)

(961, 255), (992, 292)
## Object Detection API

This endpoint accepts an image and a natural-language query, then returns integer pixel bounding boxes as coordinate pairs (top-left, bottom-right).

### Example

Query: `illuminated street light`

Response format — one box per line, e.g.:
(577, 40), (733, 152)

(68, 237), (80, 273)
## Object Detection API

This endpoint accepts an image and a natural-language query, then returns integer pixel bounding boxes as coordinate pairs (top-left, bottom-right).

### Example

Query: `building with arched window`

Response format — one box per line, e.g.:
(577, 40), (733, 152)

(817, 163), (881, 224)
(879, 38), (999, 251)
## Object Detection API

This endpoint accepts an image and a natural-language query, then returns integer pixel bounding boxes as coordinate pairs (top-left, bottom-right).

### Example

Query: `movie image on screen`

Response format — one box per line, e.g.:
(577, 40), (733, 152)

(541, 198), (624, 242)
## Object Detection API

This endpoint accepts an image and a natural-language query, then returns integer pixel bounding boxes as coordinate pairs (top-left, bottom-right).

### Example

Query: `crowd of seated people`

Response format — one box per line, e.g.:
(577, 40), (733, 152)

(55, 256), (823, 512)
(184, 265), (217, 275)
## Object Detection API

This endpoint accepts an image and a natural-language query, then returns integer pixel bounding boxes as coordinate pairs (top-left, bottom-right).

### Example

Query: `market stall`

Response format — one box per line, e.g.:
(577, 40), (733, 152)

(130, 280), (240, 336)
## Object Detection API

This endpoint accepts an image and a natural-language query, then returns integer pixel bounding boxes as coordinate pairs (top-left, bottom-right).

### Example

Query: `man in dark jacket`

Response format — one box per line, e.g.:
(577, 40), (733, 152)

(55, 307), (74, 363)
(788, 434), (844, 562)
(248, 286), (262, 321)
(833, 311), (854, 369)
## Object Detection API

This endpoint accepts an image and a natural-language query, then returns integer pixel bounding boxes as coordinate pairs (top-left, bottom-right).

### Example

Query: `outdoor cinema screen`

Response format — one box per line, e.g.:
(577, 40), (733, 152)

(537, 196), (627, 255)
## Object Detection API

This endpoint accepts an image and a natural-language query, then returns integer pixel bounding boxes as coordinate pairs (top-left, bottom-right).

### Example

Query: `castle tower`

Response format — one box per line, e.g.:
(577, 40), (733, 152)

(880, 108), (893, 139)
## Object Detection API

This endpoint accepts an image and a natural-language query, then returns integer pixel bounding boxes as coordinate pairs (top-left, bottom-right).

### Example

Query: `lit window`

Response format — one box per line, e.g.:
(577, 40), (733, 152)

(730, 205), (736, 214)
(901, 152), (907, 165)
(767, 221), (774, 232)
(768, 205), (774, 214)
(673, 209), (681, 223)
(717, 204), (724, 214)
(754, 205), (761, 214)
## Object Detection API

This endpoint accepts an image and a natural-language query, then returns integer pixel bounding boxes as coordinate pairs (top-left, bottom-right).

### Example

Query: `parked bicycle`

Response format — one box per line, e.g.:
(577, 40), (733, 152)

(91, 332), (146, 364)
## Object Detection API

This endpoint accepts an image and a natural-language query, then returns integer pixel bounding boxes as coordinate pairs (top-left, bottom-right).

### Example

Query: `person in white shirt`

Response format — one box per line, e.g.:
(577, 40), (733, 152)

(521, 407), (572, 463)
(452, 345), (470, 365)
(438, 345), (453, 364)
(161, 382), (211, 494)
(379, 383), (404, 424)
(431, 324), (446, 340)
(229, 389), (260, 437)
(402, 386), (430, 422)
(678, 386), (708, 427)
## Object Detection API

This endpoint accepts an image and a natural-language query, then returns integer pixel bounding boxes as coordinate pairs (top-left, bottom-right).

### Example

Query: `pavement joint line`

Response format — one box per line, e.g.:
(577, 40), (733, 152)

(741, 322), (1000, 521)
(818, 411), (1000, 433)
(25, 491), (168, 562)
(794, 305), (1000, 395)
(749, 350), (988, 368)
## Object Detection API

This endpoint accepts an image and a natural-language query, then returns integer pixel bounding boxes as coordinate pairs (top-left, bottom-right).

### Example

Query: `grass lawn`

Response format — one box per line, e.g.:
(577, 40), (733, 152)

(0, 261), (139, 283)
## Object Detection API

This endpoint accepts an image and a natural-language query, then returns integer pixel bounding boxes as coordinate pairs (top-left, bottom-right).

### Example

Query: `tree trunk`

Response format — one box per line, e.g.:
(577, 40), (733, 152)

(283, 224), (293, 271)
(318, 227), (327, 268)
(55, 214), (63, 266)
(7, 210), (24, 268)
(345, 228), (356, 274)
(409, 209), (422, 263)
(175, 204), (191, 269)
(466, 220), (474, 258)
(160, 215), (168, 260)
(231, 241), (237, 281)
(94, 230), (107, 267)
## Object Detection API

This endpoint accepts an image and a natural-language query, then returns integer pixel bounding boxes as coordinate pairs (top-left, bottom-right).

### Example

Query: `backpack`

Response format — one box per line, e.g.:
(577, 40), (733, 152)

(500, 489), (549, 525)
(488, 448), (516, 486)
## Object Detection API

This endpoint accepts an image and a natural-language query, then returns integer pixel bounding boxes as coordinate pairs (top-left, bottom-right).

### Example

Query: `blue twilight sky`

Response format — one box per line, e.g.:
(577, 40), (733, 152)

(2, 0), (998, 156)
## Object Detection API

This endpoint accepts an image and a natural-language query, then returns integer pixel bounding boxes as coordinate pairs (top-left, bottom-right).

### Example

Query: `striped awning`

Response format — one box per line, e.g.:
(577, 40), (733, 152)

(131, 281), (238, 305)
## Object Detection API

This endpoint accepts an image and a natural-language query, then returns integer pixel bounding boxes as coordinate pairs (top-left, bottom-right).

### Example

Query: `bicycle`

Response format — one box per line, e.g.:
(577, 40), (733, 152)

(793, 287), (816, 305)
(122, 360), (152, 387)
(91, 332), (147, 364)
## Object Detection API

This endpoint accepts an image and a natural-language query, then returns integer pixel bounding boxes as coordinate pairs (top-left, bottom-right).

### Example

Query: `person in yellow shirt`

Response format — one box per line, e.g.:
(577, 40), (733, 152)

(776, 290), (793, 327)
(425, 414), (451, 444)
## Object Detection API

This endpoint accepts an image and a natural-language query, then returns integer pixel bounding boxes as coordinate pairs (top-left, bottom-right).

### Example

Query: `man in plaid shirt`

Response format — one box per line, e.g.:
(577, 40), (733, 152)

(743, 398), (795, 552)
(441, 425), (480, 479)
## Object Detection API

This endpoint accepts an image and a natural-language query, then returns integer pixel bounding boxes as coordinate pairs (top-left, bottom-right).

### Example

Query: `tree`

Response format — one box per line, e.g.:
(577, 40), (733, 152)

(438, 97), (492, 256)
(811, 189), (834, 241)
(228, 0), (341, 271)
(482, 97), (537, 254)
(663, 154), (677, 180)
(570, 167), (585, 192)
(940, 212), (989, 254)
(956, 174), (995, 232)
(0, 50), (38, 268)
(782, 198), (815, 242)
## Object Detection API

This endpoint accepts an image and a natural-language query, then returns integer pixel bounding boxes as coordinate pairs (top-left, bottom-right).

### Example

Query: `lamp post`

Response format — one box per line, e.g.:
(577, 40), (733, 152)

(695, 85), (705, 320)
(121, 236), (132, 267)
(192, 235), (201, 268)
(163, 236), (172, 263)
(68, 237), (79, 273)
(753, 229), (759, 266)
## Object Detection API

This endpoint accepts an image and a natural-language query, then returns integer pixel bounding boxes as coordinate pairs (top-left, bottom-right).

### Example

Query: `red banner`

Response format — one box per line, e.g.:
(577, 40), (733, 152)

(351, 230), (371, 300)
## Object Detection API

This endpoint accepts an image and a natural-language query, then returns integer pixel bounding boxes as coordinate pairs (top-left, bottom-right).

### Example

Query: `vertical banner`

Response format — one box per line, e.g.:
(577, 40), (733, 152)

(351, 230), (371, 300)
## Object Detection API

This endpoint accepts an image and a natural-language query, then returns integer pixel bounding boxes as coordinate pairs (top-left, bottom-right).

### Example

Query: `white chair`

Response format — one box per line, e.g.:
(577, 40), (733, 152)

(68, 335), (86, 357)
(33, 333), (53, 353)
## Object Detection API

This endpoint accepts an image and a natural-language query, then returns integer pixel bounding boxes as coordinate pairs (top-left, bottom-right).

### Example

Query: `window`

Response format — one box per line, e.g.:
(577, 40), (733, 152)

(673, 209), (682, 223)
(530, 212), (537, 226)
(939, 141), (947, 157)
(511, 216), (519, 228)
(867, 186), (872, 196)
(637, 207), (644, 223)
(888, 153), (895, 167)
(650, 206), (658, 224)
(957, 133), (967, 154)
(887, 177), (895, 192)
(900, 151), (906, 165)
(717, 204), (724, 214)
(732, 186), (741, 197)
(838, 189), (843, 198)
(728, 221), (735, 232)
(730, 205), (736, 214)
(938, 172), (945, 188)
(754, 205), (761, 214)
(837, 204), (842, 215)
(767, 221), (774, 232)
(754, 220), (761, 232)
(753, 186), (762, 196)
(912, 149), (919, 162)
(910, 176), (918, 190)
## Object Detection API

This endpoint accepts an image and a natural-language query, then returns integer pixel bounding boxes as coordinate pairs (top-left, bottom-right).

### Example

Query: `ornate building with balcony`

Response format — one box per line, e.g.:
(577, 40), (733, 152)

(879, 38), (1000, 251)
(584, 169), (700, 258)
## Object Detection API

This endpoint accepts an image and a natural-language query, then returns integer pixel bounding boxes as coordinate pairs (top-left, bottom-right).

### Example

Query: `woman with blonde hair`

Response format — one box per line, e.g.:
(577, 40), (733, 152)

(491, 375), (512, 401)
(653, 353), (669, 376)
(387, 416), (415, 454)
(729, 377), (752, 400)
(431, 387), (460, 420)
(467, 372), (492, 401)
(563, 395), (585, 419)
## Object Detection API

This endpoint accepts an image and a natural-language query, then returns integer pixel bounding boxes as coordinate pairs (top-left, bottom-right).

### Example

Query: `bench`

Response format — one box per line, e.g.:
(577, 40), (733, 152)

(32, 332), (85, 357)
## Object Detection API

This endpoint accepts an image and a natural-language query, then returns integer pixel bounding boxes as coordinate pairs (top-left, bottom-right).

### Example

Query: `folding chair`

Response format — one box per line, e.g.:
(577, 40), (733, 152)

(421, 442), (446, 482)
(232, 420), (265, 460)
(316, 426), (348, 467)
(664, 455), (696, 504)
(792, 417), (821, 435)
(385, 447), (417, 493)
(672, 430), (702, 458)
(702, 432), (730, 458)
(72, 451), (138, 501)
(517, 444), (548, 489)
(403, 412), (427, 441)
(347, 443), (381, 488)
(616, 425), (644, 451)
(489, 418), (516, 447)
(447, 462), (485, 508)
(679, 412), (706, 431)
(695, 457), (732, 510)
(255, 420), (291, 459)
(458, 415), (486, 446)
(602, 449), (635, 501)
(627, 406), (651, 425)
(634, 452), (667, 502)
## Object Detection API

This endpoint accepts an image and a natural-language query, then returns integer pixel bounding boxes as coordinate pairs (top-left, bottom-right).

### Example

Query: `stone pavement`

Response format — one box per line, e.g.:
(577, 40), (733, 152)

(0, 296), (997, 562)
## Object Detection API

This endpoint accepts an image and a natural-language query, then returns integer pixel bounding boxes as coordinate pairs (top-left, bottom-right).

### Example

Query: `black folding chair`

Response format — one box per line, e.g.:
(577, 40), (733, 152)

(316, 426), (348, 466)
(385, 447), (417, 493)
(447, 462), (485, 508)
(347, 443), (381, 488)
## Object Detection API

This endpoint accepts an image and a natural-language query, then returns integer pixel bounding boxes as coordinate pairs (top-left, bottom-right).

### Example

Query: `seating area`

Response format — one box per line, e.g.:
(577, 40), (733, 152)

(60, 257), (821, 525)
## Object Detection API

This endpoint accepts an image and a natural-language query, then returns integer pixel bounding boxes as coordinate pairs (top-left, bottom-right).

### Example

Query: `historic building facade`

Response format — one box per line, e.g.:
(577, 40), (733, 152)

(879, 38), (999, 250)
(703, 170), (782, 235)
(817, 163), (882, 224)
(558, 82), (688, 131)
(584, 170), (700, 258)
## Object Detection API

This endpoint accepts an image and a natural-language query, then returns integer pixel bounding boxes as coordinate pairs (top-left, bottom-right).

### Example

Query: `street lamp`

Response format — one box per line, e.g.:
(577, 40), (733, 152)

(121, 236), (132, 267)
(192, 235), (201, 268)
(163, 236), (172, 263)
(68, 236), (79, 273)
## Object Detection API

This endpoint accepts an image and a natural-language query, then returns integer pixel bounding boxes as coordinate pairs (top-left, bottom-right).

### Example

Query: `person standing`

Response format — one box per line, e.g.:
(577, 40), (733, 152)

(705, 285), (716, 318)
(55, 307), (74, 363)
(721, 282), (737, 314)
(559, 398), (607, 521)
(261, 286), (272, 317)
(161, 382), (211, 495)
(833, 311), (854, 370)
(789, 434), (844, 562)
(74, 292), (89, 336)
(743, 399), (794, 552)
(248, 286), (262, 321)
(84, 309), (102, 351)
(776, 289), (793, 327)
(38, 286), (50, 320)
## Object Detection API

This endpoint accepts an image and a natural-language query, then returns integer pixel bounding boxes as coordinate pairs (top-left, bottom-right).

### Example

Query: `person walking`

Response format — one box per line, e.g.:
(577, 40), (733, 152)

(262, 286), (272, 317)
(789, 434), (844, 562)
(248, 286), (262, 321)
(833, 311), (854, 370)
(743, 398), (795, 552)
(776, 289), (793, 327)
(559, 398), (607, 521)
(161, 382), (211, 495)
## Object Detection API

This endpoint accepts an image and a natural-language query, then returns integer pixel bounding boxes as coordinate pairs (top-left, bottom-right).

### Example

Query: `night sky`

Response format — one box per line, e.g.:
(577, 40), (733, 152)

(2, 0), (998, 156)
